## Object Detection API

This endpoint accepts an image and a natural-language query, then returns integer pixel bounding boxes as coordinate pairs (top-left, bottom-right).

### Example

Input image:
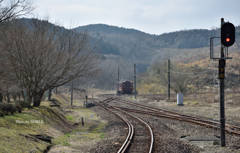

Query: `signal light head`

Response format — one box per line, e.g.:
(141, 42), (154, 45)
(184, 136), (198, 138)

(221, 22), (235, 47)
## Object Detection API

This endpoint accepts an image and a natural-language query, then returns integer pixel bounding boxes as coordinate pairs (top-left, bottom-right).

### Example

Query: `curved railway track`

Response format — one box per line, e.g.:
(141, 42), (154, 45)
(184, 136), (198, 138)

(116, 113), (134, 153)
(100, 97), (240, 136)
(93, 98), (154, 153)
(115, 108), (154, 153)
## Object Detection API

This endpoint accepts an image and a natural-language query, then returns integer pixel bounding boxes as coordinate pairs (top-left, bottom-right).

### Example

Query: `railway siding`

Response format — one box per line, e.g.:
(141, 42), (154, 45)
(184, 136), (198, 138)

(113, 98), (240, 136)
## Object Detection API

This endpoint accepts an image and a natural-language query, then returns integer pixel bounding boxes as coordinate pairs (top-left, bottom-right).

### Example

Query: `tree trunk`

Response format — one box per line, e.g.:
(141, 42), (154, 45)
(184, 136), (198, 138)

(0, 91), (2, 102)
(4, 92), (6, 101)
(13, 94), (17, 101)
(26, 90), (32, 107)
(21, 91), (25, 101)
(33, 91), (44, 107)
(7, 91), (10, 102)
(18, 93), (21, 100)
(48, 88), (52, 101)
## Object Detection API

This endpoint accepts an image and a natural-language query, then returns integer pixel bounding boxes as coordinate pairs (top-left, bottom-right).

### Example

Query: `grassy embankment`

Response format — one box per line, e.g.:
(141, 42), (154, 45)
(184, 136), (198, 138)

(0, 100), (65, 152)
(0, 93), (108, 153)
(47, 94), (108, 152)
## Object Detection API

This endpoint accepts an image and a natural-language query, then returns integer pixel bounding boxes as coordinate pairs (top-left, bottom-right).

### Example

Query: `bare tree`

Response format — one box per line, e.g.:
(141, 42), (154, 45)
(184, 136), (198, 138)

(0, 0), (34, 22)
(0, 18), (100, 106)
(151, 60), (194, 94)
(169, 70), (193, 94)
(0, 0), (34, 102)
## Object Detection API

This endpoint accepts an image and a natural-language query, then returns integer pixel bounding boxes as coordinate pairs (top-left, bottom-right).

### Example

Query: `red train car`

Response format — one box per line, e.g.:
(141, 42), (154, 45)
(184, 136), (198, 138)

(116, 81), (133, 94)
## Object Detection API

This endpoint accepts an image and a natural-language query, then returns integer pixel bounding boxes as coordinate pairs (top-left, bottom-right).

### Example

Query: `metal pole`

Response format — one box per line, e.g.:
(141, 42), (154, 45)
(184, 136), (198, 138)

(117, 68), (119, 94)
(219, 66), (225, 147)
(86, 95), (88, 107)
(168, 59), (170, 100)
(134, 64), (136, 99)
(219, 18), (226, 147)
(71, 80), (73, 106)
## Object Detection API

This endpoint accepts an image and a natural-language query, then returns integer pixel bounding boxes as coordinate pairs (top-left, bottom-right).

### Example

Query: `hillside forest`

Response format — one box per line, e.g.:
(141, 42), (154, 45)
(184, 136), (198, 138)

(73, 23), (240, 94)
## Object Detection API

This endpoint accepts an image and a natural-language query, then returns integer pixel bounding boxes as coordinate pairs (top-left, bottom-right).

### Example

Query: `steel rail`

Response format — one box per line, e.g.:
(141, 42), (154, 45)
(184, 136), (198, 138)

(92, 98), (134, 153)
(115, 98), (240, 132)
(112, 105), (240, 135)
(103, 97), (240, 136)
(113, 107), (154, 153)
(117, 114), (134, 153)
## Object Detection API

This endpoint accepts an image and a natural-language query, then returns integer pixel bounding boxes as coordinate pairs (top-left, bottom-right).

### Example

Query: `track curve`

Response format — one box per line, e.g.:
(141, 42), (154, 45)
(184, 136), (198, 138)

(93, 97), (154, 153)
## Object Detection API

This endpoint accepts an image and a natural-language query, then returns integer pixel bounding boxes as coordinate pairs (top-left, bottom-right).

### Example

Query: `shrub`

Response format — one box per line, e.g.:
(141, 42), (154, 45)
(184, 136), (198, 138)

(0, 109), (3, 116)
(14, 100), (29, 109)
(0, 103), (18, 116)
(0, 103), (8, 116)
(15, 104), (22, 113)
(8, 104), (17, 115)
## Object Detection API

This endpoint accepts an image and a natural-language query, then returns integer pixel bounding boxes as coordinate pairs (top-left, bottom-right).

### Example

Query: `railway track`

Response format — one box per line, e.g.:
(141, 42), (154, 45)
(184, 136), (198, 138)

(93, 98), (154, 153)
(101, 97), (240, 136)
(102, 91), (240, 97)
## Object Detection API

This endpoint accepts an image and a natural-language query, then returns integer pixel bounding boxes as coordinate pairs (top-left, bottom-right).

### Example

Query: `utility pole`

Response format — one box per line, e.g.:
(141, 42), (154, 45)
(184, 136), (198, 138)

(134, 64), (136, 99)
(168, 59), (170, 100)
(86, 95), (88, 107)
(71, 79), (73, 106)
(117, 68), (119, 94)
(219, 18), (226, 147)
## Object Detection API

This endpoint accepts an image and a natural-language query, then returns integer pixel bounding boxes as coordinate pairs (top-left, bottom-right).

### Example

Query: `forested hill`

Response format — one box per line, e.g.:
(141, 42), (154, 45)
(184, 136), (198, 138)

(75, 24), (152, 35)
(18, 19), (240, 72)
(158, 29), (219, 48)
(14, 18), (240, 89)
(74, 24), (240, 49)
(73, 24), (240, 72)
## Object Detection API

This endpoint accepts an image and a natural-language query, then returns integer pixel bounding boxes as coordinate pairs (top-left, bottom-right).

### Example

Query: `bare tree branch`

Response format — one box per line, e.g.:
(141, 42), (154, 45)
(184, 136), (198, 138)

(0, 0), (34, 22)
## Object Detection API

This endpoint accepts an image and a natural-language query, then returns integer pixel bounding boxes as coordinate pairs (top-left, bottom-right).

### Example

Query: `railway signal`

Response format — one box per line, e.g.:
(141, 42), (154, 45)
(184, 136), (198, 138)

(210, 18), (235, 147)
(221, 22), (235, 47)
(218, 18), (235, 147)
(219, 18), (235, 147)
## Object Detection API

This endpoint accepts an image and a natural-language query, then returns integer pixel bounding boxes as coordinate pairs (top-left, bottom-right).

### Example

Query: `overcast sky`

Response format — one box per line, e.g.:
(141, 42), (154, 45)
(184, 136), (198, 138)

(32, 0), (240, 35)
